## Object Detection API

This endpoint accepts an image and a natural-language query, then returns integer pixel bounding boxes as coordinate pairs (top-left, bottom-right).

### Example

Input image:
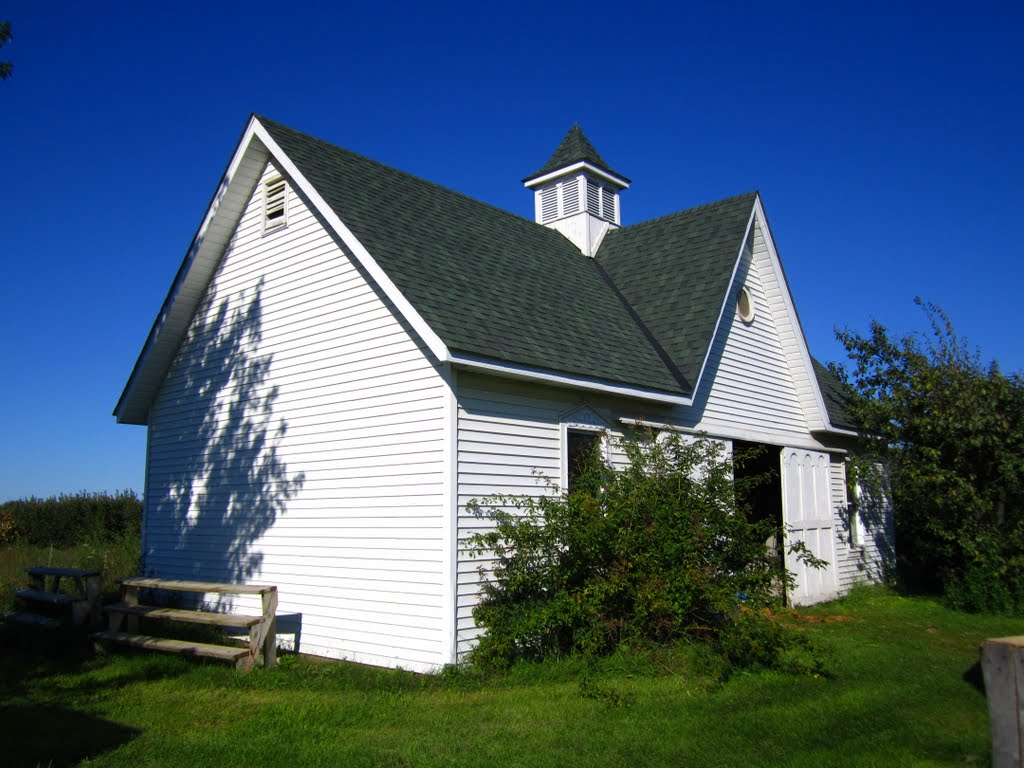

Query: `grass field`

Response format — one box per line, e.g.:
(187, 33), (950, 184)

(0, 586), (1017, 767)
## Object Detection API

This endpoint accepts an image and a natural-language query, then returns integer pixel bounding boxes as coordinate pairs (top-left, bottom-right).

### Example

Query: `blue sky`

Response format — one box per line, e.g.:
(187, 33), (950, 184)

(1, 1), (1021, 500)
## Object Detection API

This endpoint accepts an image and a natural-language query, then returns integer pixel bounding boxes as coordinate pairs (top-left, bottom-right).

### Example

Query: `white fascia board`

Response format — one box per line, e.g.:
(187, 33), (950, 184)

(114, 119), (270, 424)
(687, 204), (757, 399)
(251, 120), (451, 366)
(618, 417), (846, 454)
(749, 196), (835, 433)
(814, 425), (860, 438)
(524, 161), (630, 190)
(451, 353), (692, 406)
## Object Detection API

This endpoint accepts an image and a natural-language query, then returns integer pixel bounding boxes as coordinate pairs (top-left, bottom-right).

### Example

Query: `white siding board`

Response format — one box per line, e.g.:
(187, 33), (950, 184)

(144, 161), (448, 671)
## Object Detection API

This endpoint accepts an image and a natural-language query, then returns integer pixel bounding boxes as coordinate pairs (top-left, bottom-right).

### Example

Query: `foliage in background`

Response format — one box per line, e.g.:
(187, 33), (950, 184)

(834, 299), (1024, 613)
(0, 490), (142, 547)
(0, 21), (11, 80)
(466, 432), (826, 674)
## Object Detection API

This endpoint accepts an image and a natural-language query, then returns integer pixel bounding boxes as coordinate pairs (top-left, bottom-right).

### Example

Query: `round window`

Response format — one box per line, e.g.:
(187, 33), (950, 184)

(737, 286), (755, 324)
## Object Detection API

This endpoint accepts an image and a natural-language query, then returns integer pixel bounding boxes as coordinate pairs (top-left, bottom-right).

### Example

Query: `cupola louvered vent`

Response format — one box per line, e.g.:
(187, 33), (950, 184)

(263, 176), (288, 234)
(601, 187), (616, 223)
(585, 179), (617, 224)
(587, 180), (600, 214)
(562, 177), (580, 215)
(540, 185), (558, 223)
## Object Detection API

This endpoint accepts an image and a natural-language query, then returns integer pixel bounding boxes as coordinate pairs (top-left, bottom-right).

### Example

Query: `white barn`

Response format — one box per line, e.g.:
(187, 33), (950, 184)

(115, 115), (894, 671)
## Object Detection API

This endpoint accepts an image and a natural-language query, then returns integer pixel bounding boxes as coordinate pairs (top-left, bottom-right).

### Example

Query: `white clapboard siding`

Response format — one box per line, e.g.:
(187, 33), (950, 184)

(144, 161), (448, 671)
(455, 373), (632, 659)
(833, 460), (894, 590)
(670, 222), (809, 441)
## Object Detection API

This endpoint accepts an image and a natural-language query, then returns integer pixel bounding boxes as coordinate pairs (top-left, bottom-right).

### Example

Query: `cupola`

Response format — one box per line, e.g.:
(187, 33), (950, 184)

(523, 124), (630, 257)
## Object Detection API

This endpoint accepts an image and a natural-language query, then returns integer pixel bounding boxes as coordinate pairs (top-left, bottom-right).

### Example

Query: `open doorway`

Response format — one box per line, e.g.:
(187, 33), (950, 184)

(733, 440), (783, 569)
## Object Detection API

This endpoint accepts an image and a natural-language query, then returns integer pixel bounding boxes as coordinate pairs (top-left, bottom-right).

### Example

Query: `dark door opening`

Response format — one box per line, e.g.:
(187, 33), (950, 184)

(733, 440), (783, 566)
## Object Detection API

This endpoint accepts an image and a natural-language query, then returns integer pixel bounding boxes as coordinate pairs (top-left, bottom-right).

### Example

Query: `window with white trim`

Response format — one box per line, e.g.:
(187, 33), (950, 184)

(560, 406), (611, 493)
(263, 176), (288, 234)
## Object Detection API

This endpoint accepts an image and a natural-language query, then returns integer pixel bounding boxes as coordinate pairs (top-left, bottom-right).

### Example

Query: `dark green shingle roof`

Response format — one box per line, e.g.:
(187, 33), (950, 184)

(256, 116), (850, 431)
(811, 358), (861, 431)
(259, 116), (683, 395)
(524, 123), (627, 183)
(597, 193), (758, 389)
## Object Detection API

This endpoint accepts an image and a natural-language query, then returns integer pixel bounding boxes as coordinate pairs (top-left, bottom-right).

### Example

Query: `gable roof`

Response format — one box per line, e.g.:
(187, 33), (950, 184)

(597, 193), (757, 390)
(811, 358), (860, 432)
(523, 123), (627, 183)
(258, 116), (682, 397)
(116, 114), (853, 436)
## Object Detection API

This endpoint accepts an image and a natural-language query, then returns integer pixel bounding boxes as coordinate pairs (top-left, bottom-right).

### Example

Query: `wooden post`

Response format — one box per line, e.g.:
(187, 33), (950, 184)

(982, 636), (1024, 768)
(260, 588), (278, 668)
(122, 584), (140, 634)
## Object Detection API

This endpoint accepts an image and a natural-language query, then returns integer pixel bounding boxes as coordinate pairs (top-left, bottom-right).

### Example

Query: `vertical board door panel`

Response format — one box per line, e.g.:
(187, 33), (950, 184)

(781, 448), (839, 605)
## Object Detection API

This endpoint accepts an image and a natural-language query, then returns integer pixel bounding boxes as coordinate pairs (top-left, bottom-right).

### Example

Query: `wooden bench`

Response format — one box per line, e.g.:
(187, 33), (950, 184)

(92, 578), (278, 670)
(4, 566), (102, 629)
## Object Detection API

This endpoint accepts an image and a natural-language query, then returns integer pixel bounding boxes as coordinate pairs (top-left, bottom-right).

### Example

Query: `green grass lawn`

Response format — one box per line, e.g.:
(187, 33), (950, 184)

(1, 586), (1018, 767)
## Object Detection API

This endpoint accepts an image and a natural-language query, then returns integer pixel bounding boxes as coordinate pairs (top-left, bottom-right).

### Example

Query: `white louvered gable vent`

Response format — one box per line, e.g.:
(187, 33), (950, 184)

(263, 176), (288, 234)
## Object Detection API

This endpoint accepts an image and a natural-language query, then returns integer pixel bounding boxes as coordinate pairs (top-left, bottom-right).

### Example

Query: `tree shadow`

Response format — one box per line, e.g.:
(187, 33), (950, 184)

(1, 703), (140, 767)
(146, 278), (305, 607)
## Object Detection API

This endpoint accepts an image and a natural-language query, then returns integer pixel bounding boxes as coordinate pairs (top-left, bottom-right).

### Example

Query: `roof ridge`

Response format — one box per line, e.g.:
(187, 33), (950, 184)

(257, 114), (557, 234)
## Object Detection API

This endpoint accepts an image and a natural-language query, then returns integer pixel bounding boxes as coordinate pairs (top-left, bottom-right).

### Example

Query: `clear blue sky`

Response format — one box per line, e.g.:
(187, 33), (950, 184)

(1, 1), (1021, 501)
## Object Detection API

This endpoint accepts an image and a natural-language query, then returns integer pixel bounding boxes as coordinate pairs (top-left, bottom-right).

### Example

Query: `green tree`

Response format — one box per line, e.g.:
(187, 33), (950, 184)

(834, 299), (1024, 611)
(0, 21), (11, 80)
(465, 431), (826, 673)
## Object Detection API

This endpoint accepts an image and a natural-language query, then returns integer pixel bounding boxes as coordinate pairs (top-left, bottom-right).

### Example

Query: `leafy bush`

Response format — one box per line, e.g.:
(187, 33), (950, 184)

(835, 300), (1024, 612)
(466, 431), (827, 673)
(0, 490), (142, 547)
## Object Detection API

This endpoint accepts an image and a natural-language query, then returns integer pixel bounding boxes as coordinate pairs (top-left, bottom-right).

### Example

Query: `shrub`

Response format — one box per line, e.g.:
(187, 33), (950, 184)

(835, 300), (1024, 612)
(0, 490), (142, 547)
(466, 431), (827, 673)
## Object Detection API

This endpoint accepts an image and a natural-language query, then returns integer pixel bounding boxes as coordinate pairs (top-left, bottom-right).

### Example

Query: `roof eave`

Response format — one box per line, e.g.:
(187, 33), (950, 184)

(114, 115), (271, 425)
(523, 161), (631, 189)
(451, 353), (693, 406)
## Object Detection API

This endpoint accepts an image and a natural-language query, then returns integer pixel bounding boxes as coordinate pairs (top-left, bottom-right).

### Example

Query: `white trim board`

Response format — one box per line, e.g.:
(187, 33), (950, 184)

(450, 353), (693, 407)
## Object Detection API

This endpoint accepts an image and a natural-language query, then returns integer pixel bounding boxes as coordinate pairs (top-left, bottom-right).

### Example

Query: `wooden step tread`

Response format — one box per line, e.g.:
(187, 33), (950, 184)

(119, 578), (275, 596)
(104, 603), (261, 628)
(4, 611), (61, 629)
(27, 566), (100, 578)
(16, 589), (80, 605)
(92, 631), (249, 662)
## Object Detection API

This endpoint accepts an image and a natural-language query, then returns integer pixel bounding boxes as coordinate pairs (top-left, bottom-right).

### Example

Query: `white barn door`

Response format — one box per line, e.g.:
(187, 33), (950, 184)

(780, 448), (839, 606)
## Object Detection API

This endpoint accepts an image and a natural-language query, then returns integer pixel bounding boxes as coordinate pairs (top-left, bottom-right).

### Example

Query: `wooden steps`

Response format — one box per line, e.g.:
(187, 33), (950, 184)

(3, 611), (61, 630)
(3, 566), (103, 630)
(104, 603), (261, 629)
(93, 577), (278, 670)
(117, 578), (274, 596)
(15, 589), (78, 605)
(92, 631), (250, 665)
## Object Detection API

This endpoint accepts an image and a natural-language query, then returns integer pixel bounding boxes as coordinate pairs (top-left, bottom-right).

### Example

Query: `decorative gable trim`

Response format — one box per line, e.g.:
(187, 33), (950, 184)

(686, 195), (843, 436)
(115, 115), (454, 425)
(114, 121), (271, 424)
(747, 196), (835, 434)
